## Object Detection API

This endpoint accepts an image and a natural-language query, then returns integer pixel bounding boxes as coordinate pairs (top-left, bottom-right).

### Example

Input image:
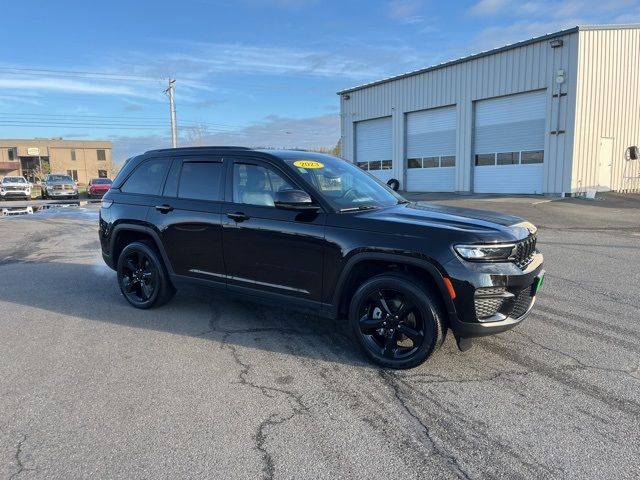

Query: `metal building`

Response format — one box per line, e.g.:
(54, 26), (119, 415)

(338, 25), (640, 195)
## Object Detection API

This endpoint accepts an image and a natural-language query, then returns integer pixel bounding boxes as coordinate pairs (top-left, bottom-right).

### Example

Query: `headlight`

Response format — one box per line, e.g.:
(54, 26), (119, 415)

(454, 243), (515, 261)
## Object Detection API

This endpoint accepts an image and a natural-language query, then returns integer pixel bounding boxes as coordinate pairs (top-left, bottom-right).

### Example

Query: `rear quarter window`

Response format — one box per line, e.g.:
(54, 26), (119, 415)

(121, 158), (168, 195)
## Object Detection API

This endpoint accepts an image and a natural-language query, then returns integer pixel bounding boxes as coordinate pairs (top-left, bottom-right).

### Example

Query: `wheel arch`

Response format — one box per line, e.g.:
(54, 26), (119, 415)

(110, 224), (174, 276)
(333, 253), (456, 320)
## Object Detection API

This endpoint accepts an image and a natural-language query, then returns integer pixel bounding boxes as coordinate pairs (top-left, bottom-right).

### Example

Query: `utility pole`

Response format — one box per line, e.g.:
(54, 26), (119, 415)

(165, 79), (178, 148)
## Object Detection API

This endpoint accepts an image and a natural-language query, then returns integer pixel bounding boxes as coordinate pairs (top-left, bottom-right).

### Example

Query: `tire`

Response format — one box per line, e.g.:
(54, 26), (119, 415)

(117, 241), (176, 309)
(41, 190), (47, 199)
(387, 178), (400, 191)
(348, 272), (445, 369)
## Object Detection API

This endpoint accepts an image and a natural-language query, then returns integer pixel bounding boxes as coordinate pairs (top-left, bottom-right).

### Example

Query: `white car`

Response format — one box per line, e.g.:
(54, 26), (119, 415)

(0, 176), (32, 201)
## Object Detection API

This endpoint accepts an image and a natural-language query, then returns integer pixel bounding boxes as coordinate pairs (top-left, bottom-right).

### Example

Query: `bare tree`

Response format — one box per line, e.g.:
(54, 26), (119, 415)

(185, 122), (210, 146)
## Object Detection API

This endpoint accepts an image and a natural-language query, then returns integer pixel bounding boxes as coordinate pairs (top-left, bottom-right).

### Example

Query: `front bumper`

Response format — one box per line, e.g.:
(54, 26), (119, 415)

(444, 252), (544, 338)
(48, 190), (78, 197)
(1, 190), (30, 199)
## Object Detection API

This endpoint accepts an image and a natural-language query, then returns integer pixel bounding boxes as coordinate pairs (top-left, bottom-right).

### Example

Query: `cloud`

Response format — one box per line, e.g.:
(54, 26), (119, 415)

(469, 0), (510, 16)
(467, 0), (640, 51)
(0, 77), (163, 101)
(109, 113), (340, 164)
(388, 0), (423, 20)
(123, 103), (144, 112)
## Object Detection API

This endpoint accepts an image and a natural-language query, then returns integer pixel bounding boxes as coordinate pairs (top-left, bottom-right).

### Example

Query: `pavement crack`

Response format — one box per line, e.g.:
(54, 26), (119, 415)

(9, 434), (35, 480)
(379, 370), (473, 480)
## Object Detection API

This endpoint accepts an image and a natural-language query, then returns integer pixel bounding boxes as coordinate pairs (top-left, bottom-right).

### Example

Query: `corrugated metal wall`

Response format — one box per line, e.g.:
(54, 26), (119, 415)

(572, 28), (640, 193)
(340, 32), (580, 193)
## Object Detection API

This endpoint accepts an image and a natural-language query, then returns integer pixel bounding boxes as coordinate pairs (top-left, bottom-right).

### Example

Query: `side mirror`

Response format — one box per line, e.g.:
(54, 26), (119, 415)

(274, 189), (318, 211)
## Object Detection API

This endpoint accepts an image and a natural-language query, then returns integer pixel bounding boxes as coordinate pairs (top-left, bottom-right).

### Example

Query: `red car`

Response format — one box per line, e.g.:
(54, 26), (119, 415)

(88, 178), (112, 198)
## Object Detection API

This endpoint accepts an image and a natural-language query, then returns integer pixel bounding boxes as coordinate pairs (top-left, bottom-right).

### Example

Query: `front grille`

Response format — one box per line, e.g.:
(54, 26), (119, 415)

(475, 297), (505, 319)
(5, 186), (23, 191)
(510, 288), (535, 318)
(513, 235), (537, 269)
(474, 284), (535, 321)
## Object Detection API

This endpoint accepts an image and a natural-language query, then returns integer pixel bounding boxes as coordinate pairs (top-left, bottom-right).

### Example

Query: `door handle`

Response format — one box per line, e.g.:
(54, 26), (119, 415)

(227, 212), (249, 222)
(155, 204), (174, 213)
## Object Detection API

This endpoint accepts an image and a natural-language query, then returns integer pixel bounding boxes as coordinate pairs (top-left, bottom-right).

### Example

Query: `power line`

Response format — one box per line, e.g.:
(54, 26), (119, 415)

(0, 112), (248, 129)
(0, 67), (161, 81)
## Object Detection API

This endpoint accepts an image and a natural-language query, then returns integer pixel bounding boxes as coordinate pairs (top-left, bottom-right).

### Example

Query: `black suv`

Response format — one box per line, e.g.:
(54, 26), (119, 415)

(100, 147), (544, 368)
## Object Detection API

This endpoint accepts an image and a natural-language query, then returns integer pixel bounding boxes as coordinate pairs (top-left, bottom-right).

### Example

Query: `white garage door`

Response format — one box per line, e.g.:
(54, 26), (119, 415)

(406, 106), (456, 192)
(474, 90), (546, 194)
(355, 117), (393, 183)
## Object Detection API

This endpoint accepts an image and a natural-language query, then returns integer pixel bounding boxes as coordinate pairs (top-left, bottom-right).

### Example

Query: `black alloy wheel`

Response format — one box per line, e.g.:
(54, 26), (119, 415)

(117, 241), (175, 309)
(349, 272), (445, 369)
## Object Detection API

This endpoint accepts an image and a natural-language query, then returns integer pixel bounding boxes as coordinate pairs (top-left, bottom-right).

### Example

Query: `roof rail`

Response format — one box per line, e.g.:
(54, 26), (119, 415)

(144, 146), (252, 154)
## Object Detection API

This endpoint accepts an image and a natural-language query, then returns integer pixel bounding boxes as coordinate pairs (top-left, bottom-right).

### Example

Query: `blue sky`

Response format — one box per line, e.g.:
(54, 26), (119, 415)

(1, 0), (639, 162)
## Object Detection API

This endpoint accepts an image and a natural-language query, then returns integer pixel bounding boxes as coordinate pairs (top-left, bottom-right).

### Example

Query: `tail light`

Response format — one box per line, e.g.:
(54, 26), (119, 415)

(101, 199), (113, 208)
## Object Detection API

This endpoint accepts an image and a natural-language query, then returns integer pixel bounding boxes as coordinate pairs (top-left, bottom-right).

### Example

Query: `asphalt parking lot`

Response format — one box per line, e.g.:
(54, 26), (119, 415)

(1, 195), (639, 479)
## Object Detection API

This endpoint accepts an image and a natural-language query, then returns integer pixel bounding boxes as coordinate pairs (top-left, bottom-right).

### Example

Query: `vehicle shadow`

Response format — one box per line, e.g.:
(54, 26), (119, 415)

(0, 259), (377, 368)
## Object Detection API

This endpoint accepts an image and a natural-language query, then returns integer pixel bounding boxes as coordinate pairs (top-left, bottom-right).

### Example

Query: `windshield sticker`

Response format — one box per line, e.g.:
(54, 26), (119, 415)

(293, 160), (324, 169)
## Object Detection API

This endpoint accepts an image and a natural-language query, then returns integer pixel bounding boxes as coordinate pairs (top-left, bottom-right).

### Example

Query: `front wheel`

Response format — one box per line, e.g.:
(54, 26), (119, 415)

(349, 272), (445, 369)
(117, 241), (175, 309)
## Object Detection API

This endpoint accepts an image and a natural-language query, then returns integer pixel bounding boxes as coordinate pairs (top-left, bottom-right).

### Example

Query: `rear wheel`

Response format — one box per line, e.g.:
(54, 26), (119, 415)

(117, 241), (175, 309)
(349, 272), (445, 369)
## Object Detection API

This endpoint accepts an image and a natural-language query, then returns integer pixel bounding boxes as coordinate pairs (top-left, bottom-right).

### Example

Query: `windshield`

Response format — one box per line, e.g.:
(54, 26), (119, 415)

(2, 176), (26, 183)
(283, 154), (404, 211)
(48, 175), (73, 182)
(92, 178), (112, 184)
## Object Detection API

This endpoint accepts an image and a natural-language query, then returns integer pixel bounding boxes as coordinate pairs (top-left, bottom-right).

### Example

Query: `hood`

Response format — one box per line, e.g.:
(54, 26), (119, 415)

(1, 181), (29, 187)
(343, 202), (536, 242)
(47, 179), (75, 185)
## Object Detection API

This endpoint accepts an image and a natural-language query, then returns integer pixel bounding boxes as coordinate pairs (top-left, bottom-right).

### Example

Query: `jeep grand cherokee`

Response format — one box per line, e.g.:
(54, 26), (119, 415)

(99, 147), (544, 369)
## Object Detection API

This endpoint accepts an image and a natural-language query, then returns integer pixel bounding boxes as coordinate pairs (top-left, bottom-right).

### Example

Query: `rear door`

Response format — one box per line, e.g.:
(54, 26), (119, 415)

(221, 157), (326, 302)
(148, 156), (226, 282)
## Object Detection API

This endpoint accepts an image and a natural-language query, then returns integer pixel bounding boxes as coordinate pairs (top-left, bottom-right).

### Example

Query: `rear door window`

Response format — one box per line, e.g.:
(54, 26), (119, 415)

(178, 161), (224, 202)
(121, 158), (168, 195)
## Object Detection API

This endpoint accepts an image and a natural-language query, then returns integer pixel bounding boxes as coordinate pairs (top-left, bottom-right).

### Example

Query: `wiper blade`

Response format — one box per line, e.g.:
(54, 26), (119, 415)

(339, 205), (379, 212)
(397, 199), (411, 204)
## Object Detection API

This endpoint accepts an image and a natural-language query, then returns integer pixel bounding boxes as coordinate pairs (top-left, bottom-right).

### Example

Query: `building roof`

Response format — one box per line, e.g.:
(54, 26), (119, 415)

(337, 24), (640, 95)
(0, 138), (112, 148)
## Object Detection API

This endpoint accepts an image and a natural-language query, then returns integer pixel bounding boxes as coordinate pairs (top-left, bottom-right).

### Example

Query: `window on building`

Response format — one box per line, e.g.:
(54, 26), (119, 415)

(408, 158), (422, 169)
(8, 148), (15, 161)
(521, 150), (544, 164)
(98, 170), (107, 178)
(357, 160), (392, 171)
(97, 149), (106, 161)
(423, 157), (439, 168)
(475, 154), (496, 166)
(440, 156), (456, 168)
(121, 158), (168, 195)
(497, 152), (519, 165)
(178, 162), (224, 202)
(70, 149), (76, 161)
(67, 170), (78, 181)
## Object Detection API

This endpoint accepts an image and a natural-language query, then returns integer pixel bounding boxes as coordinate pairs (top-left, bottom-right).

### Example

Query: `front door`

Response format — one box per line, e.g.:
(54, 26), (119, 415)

(597, 137), (614, 191)
(221, 158), (326, 302)
(148, 156), (226, 282)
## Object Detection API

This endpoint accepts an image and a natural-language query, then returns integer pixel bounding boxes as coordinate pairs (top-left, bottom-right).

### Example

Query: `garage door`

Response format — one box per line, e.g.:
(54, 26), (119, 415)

(355, 117), (393, 183)
(406, 106), (456, 192)
(474, 90), (546, 194)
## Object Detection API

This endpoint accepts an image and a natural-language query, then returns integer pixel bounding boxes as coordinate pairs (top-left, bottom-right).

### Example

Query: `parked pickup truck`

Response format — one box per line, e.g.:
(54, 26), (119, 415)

(41, 174), (79, 200)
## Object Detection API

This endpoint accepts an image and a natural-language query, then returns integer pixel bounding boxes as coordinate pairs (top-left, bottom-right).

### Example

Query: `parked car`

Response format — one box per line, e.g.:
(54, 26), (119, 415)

(99, 147), (544, 369)
(0, 176), (31, 200)
(88, 178), (112, 198)
(41, 174), (78, 199)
